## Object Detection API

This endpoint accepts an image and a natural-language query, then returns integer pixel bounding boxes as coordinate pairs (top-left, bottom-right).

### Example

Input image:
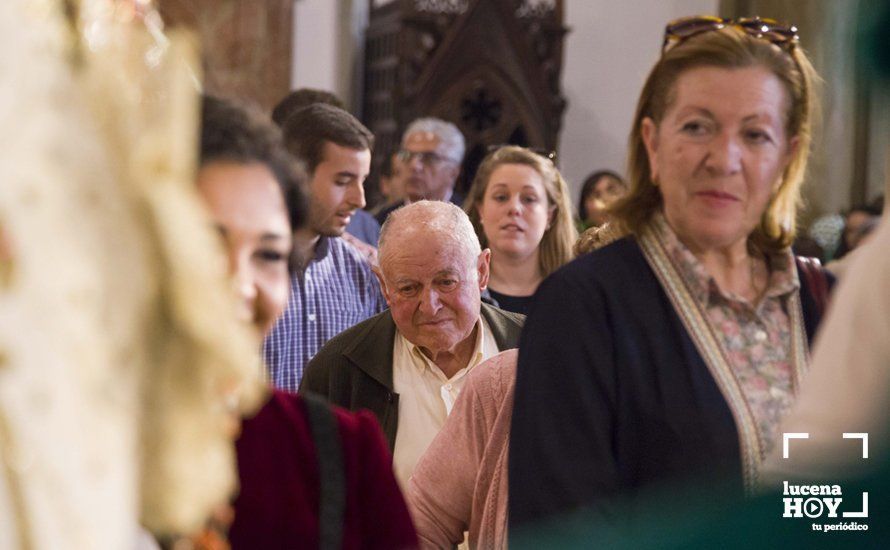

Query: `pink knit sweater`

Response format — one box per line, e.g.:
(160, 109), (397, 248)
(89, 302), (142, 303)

(407, 349), (517, 550)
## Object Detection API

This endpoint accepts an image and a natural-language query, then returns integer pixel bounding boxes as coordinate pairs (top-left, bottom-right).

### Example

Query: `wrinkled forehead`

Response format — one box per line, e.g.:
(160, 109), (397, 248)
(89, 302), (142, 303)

(659, 64), (793, 125)
(381, 230), (476, 281)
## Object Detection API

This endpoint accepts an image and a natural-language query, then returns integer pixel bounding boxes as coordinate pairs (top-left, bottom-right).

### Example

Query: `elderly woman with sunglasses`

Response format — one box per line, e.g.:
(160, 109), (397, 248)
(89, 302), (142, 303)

(508, 17), (833, 531)
(464, 146), (577, 315)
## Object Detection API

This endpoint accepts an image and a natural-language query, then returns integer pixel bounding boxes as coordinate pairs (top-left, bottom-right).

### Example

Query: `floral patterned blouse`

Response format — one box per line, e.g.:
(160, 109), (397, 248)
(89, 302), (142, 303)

(654, 215), (800, 459)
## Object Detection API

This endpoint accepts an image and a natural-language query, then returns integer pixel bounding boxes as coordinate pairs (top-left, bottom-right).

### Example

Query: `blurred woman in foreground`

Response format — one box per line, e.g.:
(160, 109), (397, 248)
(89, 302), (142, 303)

(195, 97), (416, 549)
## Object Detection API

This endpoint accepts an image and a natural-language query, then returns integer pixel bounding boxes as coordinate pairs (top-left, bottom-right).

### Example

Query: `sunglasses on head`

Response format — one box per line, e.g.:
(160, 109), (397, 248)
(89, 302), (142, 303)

(662, 15), (799, 53)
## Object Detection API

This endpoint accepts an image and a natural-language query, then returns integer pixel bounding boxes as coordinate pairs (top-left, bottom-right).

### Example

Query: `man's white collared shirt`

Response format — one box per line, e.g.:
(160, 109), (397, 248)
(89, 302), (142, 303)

(391, 318), (498, 486)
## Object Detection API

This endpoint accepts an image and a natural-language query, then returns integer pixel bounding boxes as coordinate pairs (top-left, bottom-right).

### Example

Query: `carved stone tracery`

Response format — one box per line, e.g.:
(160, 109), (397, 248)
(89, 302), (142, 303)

(364, 0), (567, 199)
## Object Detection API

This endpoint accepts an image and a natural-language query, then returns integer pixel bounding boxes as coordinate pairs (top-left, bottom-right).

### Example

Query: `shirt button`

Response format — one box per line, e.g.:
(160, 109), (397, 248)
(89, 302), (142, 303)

(308, 314), (317, 322)
(444, 383), (453, 391)
(754, 330), (767, 342)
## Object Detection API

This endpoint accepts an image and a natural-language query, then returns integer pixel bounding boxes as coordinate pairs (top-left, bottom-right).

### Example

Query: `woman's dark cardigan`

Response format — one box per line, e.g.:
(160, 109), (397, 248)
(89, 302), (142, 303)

(508, 237), (832, 531)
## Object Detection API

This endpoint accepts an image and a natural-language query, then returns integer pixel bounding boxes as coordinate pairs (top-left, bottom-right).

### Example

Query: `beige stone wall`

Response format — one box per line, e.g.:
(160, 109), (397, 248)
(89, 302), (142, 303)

(559, 0), (720, 201)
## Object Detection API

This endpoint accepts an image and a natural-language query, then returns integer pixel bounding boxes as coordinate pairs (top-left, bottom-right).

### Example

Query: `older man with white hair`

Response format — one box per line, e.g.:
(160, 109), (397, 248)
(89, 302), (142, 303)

(302, 201), (524, 485)
(375, 118), (466, 224)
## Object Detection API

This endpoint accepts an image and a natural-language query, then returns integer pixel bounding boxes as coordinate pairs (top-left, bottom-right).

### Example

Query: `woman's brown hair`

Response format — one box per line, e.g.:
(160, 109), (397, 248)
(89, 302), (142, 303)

(610, 26), (819, 254)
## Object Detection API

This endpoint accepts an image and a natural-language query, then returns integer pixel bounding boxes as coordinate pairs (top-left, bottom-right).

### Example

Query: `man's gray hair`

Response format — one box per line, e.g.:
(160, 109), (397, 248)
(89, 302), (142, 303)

(402, 118), (466, 164)
(379, 200), (482, 275)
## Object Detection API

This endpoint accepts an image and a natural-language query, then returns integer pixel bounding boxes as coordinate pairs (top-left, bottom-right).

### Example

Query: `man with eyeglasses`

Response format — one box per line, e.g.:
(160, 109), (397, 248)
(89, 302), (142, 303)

(375, 118), (466, 224)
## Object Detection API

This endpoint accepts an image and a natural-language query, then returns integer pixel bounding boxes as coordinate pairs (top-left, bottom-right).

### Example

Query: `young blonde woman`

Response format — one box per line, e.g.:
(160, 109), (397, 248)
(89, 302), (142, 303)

(464, 146), (577, 314)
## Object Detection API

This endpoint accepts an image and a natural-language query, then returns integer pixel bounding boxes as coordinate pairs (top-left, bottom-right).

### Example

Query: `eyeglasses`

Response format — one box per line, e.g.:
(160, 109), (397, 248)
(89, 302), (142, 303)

(662, 15), (799, 53)
(396, 149), (456, 166)
(486, 144), (557, 163)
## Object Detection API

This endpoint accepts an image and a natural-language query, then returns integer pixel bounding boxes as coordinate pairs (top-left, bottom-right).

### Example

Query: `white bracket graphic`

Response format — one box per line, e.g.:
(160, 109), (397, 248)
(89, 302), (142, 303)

(842, 433), (869, 459)
(843, 492), (869, 518)
(783, 432), (809, 459)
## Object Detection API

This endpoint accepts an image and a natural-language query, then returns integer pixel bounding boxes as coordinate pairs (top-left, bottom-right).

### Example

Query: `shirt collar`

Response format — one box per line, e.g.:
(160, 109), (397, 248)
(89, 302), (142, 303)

(399, 318), (487, 380)
(311, 235), (332, 263)
(651, 213), (798, 306)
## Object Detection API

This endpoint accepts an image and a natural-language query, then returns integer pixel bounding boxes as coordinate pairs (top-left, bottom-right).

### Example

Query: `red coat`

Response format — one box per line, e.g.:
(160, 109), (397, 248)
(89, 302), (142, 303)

(230, 390), (417, 549)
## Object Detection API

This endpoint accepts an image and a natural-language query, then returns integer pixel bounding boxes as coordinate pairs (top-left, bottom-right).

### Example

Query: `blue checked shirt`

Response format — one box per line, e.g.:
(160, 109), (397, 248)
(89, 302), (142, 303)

(264, 236), (386, 391)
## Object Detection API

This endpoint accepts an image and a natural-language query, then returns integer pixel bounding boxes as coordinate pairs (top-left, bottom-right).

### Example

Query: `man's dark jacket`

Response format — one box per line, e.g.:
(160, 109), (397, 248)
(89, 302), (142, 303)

(300, 303), (524, 450)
